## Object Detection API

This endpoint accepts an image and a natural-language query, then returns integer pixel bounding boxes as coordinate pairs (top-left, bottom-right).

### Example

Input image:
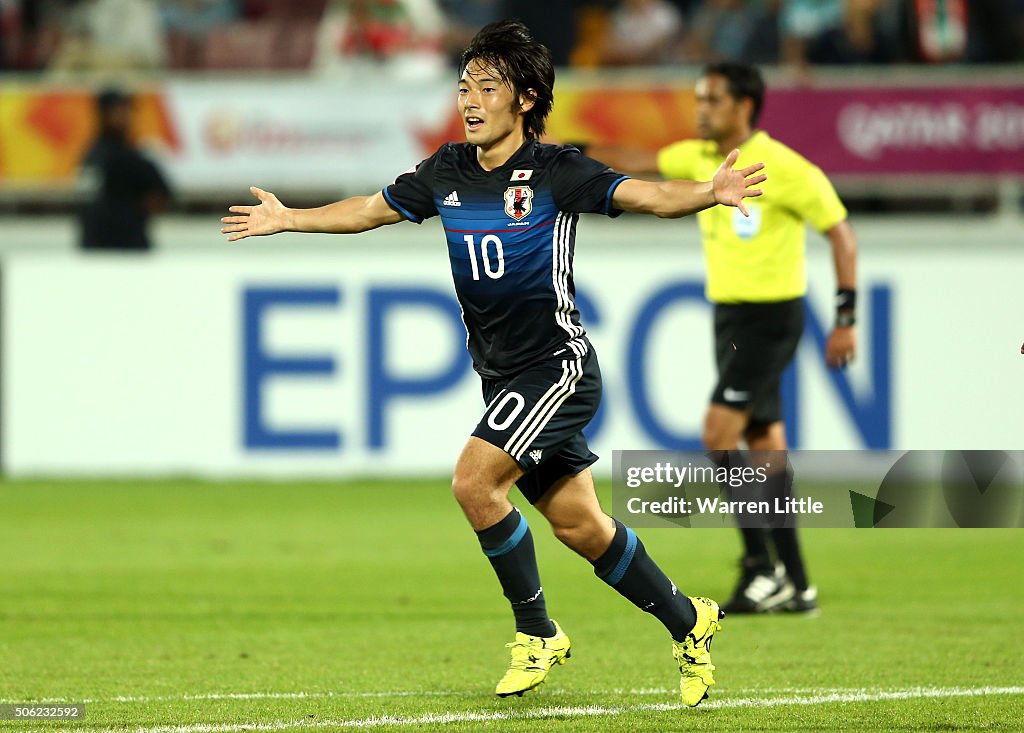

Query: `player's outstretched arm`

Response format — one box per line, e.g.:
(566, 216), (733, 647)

(612, 149), (765, 218)
(582, 144), (660, 176)
(221, 187), (403, 242)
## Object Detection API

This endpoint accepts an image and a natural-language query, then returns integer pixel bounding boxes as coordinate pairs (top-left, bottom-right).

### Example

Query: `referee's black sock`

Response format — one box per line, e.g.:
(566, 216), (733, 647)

(739, 527), (773, 570)
(710, 450), (772, 568)
(476, 508), (556, 638)
(771, 526), (809, 591)
(765, 465), (810, 591)
(592, 519), (697, 642)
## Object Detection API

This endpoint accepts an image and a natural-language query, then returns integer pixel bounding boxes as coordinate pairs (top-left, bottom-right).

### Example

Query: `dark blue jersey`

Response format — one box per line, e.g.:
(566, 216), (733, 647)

(383, 139), (628, 378)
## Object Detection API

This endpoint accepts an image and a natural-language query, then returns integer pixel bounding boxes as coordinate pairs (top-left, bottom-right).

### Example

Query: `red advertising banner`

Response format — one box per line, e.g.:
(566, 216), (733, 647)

(760, 86), (1024, 175)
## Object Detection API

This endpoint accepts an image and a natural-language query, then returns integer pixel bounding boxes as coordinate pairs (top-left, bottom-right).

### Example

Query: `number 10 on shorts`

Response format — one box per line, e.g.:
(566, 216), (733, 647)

(487, 391), (525, 430)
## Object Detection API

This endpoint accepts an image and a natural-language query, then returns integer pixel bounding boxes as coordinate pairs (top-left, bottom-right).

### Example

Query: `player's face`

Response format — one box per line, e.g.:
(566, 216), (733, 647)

(458, 60), (532, 150)
(695, 74), (746, 142)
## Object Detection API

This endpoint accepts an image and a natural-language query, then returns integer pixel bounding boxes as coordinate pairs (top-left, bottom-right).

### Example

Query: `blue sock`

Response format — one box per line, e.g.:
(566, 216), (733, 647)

(476, 508), (556, 638)
(592, 519), (697, 642)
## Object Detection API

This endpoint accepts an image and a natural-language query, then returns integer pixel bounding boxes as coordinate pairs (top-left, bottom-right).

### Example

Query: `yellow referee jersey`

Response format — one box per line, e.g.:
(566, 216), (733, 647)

(657, 131), (847, 304)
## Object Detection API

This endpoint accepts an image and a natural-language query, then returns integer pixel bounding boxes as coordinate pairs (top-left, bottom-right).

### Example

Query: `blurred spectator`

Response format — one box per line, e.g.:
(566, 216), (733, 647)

(313, 0), (445, 79)
(744, 0), (782, 64)
(507, 1), (611, 68)
(685, 0), (777, 64)
(0, 0), (15, 69)
(962, 0), (1020, 62)
(161, 0), (239, 36)
(597, 0), (684, 66)
(780, 0), (842, 66)
(6, 0), (67, 71)
(843, 0), (906, 62)
(910, 0), (965, 62)
(1, 0), (1021, 72)
(161, 0), (240, 68)
(1017, 0), (1024, 60)
(780, 0), (906, 67)
(49, 0), (166, 72)
(77, 89), (172, 251)
(569, 2), (611, 67)
(665, 0), (700, 19)
(240, 0), (271, 17)
(437, 0), (502, 66)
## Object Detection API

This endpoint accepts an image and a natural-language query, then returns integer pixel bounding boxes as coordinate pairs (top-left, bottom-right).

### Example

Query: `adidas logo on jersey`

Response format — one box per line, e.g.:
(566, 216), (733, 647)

(443, 191), (461, 207)
(529, 449), (543, 463)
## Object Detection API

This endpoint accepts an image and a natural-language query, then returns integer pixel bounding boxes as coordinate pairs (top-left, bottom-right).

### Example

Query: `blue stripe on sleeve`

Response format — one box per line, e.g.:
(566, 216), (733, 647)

(382, 187), (423, 224)
(603, 175), (630, 216)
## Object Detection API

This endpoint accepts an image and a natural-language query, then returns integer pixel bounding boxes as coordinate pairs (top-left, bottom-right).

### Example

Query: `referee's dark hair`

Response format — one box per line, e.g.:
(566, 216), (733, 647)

(703, 62), (766, 127)
(461, 19), (555, 140)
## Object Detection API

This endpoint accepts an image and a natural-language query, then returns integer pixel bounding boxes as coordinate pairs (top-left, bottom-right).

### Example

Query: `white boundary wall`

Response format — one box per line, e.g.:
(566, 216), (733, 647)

(2, 216), (1021, 477)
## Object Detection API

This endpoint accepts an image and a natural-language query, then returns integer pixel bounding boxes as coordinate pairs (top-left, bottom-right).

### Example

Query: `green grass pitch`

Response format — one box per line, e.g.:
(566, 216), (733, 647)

(1, 479), (1022, 732)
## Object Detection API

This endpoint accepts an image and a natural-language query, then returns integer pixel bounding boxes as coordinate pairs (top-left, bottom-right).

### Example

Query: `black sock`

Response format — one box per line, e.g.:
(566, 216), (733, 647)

(765, 466), (809, 590)
(476, 508), (555, 638)
(771, 526), (809, 590)
(739, 527), (772, 568)
(592, 520), (697, 642)
(741, 528), (770, 565)
(709, 450), (772, 567)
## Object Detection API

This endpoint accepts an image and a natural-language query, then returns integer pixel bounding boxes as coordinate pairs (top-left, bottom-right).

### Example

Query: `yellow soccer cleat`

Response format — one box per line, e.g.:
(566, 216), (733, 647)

(495, 621), (572, 697)
(672, 596), (725, 707)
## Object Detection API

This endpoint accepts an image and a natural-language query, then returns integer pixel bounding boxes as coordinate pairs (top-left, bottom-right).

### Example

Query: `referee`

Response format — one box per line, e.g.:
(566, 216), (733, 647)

(587, 63), (858, 614)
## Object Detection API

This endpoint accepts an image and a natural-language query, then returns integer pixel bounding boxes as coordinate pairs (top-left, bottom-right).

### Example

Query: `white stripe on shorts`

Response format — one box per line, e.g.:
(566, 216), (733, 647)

(504, 355), (584, 460)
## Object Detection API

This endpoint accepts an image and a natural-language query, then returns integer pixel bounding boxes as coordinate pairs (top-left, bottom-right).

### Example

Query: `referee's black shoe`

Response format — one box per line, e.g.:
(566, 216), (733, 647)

(783, 585), (819, 615)
(722, 560), (795, 614)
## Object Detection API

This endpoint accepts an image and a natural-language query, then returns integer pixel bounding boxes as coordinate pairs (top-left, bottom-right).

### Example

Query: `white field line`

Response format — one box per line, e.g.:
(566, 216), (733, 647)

(0, 685), (907, 704)
(0, 685), (930, 704)
(34, 685), (1024, 733)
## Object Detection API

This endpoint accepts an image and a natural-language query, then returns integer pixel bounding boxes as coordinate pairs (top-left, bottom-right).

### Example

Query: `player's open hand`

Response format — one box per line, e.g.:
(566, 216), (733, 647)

(712, 149), (766, 217)
(221, 187), (291, 242)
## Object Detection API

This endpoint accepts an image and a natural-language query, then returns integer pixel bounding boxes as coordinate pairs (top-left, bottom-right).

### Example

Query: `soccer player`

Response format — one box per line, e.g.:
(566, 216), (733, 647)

(222, 21), (766, 705)
(583, 63), (859, 615)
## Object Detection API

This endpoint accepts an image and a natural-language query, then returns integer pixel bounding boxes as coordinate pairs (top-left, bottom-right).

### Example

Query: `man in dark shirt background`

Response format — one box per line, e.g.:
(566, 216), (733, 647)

(78, 88), (172, 251)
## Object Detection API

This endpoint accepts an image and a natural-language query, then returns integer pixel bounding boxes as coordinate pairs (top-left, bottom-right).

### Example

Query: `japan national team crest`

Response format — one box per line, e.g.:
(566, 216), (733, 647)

(504, 186), (533, 221)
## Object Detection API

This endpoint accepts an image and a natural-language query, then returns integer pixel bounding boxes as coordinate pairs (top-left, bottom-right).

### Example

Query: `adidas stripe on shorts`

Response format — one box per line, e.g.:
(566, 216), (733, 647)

(472, 337), (601, 504)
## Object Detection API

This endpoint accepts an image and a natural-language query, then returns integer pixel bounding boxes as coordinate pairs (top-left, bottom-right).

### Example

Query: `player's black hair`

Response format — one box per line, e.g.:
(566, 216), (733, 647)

(702, 62), (765, 127)
(460, 19), (555, 140)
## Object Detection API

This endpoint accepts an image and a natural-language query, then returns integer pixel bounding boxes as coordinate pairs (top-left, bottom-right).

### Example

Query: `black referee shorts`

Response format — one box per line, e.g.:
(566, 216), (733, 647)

(472, 339), (601, 504)
(711, 298), (804, 425)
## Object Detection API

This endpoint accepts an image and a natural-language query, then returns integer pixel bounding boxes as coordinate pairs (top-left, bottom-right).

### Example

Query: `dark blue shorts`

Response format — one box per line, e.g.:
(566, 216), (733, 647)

(472, 338), (601, 504)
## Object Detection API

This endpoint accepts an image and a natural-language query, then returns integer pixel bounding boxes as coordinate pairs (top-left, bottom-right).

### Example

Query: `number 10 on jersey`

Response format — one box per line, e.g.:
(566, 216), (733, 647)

(464, 234), (505, 280)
